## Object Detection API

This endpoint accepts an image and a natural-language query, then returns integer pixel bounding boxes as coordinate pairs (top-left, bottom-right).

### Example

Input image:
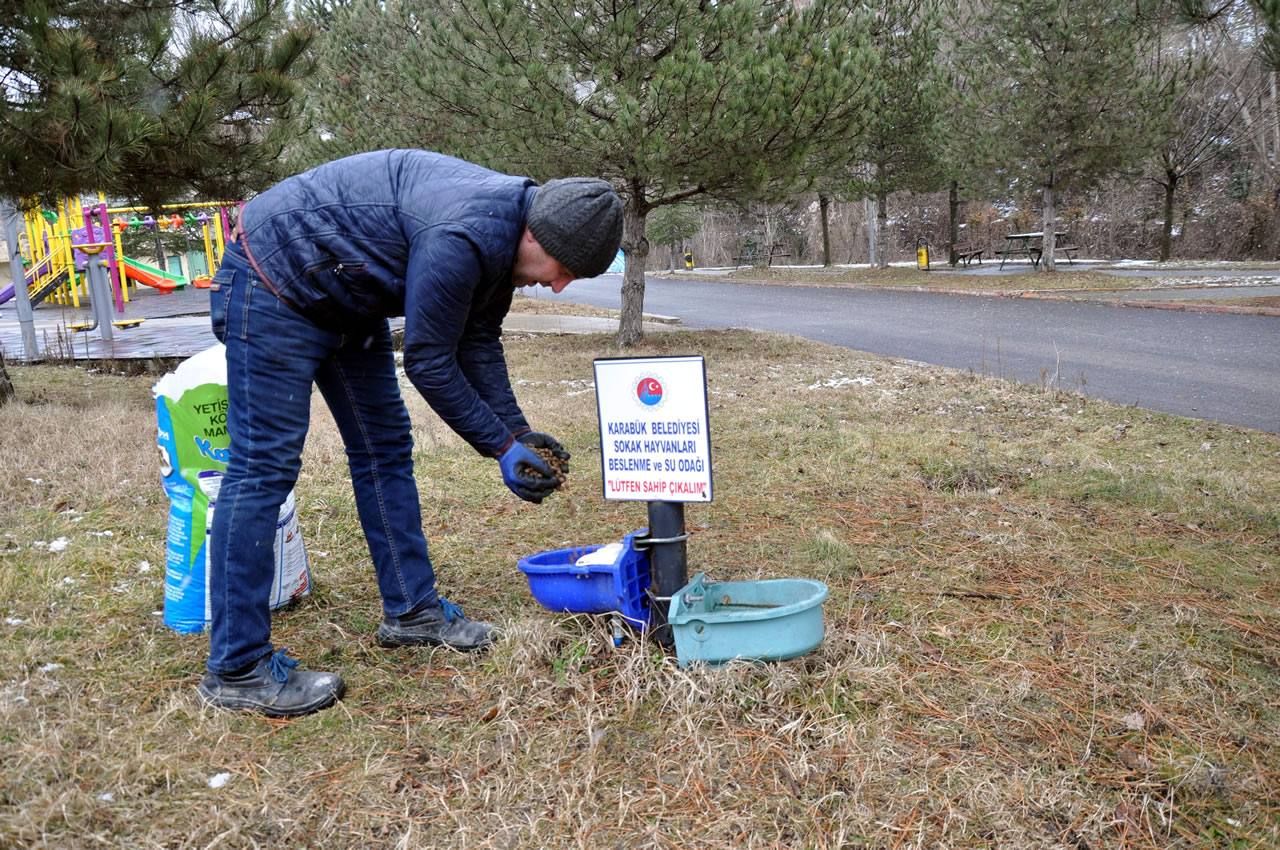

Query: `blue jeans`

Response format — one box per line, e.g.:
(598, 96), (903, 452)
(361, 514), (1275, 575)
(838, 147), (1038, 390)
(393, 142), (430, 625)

(207, 243), (438, 674)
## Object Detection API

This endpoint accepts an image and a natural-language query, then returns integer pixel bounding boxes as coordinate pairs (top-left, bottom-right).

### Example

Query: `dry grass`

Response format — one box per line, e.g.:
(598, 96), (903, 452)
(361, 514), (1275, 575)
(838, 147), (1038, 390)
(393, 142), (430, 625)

(714, 266), (1165, 292)
(508, 292), (679, 322)
(508, 292), (621, 319)
(1176, 295), (1280, 309)
(2, 327), (1278, 848)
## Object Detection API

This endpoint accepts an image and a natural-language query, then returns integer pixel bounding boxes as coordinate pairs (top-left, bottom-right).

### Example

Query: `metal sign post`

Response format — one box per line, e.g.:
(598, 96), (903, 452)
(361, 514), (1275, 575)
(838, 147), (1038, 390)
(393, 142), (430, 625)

(79, 245), (114, 342)
(1, 203), (39, 361)
(594, 355), (713, 647)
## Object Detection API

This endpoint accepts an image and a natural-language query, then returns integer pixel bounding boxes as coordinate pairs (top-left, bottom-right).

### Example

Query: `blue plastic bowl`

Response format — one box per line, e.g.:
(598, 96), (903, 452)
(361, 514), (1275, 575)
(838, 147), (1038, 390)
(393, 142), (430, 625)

(517, 529), (651, 627)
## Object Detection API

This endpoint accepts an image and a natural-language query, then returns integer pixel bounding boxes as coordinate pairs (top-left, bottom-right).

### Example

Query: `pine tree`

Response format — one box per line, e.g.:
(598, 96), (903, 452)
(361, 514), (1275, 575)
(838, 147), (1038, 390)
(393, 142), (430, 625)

(962, 0), (1171, 269)
(808, 0), (947, 267)
(301, 0), (881, 344)
(0, 0), (313, 208)
(1145, 47), (1236, 261)
(859, 0), (950, 267)
(646, 204), (702, 270)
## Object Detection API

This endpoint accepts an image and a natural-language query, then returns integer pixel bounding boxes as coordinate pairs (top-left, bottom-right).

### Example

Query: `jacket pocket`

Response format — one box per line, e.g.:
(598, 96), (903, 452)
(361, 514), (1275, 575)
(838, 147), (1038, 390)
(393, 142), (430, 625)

(303, 259), (368, 277)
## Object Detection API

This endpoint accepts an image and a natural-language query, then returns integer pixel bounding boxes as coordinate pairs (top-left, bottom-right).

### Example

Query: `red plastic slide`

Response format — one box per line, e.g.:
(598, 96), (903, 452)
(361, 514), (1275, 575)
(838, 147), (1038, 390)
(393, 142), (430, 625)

(121, 258), (188, 293)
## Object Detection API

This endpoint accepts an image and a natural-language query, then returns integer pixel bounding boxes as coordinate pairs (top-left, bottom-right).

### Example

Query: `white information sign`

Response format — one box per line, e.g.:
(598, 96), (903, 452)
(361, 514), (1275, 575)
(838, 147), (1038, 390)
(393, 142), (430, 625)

(594, 355), (713, 502)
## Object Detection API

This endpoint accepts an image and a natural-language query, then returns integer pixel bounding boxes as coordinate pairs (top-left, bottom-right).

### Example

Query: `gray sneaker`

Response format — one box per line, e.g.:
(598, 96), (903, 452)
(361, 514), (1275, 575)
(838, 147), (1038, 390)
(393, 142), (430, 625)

(198, 648), (344, 718)
(376, 597), (497, 651)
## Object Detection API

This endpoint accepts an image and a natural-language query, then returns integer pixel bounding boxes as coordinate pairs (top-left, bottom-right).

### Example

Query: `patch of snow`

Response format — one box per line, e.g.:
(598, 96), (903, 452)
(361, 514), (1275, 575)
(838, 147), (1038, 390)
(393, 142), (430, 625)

(39, 663), (63, 673)
(208, 772), (232, 789)
(808, 376), (876, 390)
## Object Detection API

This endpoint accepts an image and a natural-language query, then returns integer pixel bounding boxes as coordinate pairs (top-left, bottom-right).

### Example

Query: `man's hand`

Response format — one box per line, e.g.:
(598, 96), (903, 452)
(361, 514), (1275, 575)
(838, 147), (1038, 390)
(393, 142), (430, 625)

(515, 431), (570, 474)
(497, 441), (559, 503)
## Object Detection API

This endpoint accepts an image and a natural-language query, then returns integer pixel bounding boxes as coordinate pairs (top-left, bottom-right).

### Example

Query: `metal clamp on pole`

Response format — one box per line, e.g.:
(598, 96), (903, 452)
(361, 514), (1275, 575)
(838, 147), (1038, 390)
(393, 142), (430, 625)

(649, 580), (706, 608)
(632, 531), (691, 548)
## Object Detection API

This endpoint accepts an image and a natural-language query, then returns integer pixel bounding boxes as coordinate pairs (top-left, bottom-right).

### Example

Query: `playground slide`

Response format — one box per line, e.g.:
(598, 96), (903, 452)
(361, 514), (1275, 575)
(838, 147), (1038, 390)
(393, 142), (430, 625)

(0, 255), (55, 305)
(122, 257), (188, 292)
(27, 270), (71, 307)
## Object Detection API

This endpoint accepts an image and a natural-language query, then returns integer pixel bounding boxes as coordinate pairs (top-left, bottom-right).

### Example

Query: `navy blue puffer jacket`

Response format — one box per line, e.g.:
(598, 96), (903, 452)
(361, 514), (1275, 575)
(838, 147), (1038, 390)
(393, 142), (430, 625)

(238, 150), (538, 457)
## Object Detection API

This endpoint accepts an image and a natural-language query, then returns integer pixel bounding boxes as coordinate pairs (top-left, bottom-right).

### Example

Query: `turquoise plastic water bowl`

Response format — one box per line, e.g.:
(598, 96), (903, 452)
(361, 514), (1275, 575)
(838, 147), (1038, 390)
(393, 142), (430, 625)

(667, 572), (829, 667)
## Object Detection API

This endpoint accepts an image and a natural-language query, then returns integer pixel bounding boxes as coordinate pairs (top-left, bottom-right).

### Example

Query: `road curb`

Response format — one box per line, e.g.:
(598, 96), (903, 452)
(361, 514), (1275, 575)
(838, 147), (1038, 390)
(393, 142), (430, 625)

(654, 274), (1280, 317)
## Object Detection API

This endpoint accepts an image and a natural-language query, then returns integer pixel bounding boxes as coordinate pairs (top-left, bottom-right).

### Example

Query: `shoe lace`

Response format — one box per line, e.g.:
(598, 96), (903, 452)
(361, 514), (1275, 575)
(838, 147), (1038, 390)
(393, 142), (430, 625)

(267, 647), (299, 683)
(439, 598), (465, 622)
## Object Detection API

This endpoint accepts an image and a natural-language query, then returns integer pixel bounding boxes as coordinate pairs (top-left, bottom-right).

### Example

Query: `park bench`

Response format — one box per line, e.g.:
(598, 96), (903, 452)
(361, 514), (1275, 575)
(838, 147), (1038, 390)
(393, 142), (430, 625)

(951, 242), (985, 266)
(733, 241), (791, 267)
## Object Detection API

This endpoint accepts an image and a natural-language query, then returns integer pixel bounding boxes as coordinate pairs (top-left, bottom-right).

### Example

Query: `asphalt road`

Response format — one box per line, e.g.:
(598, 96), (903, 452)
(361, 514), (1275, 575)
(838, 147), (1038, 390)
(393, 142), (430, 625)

(531, 275), (1280, 434)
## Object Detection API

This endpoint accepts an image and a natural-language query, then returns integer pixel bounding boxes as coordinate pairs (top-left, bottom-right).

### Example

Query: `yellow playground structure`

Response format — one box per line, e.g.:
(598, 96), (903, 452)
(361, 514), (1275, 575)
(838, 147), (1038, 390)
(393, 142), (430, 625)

(0, 194), (237, 316)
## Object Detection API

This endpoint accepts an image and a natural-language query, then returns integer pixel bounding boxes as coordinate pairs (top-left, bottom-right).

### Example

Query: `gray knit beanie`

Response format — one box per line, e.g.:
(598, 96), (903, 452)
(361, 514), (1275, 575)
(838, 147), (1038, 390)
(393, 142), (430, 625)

(527, 178), (624, 278)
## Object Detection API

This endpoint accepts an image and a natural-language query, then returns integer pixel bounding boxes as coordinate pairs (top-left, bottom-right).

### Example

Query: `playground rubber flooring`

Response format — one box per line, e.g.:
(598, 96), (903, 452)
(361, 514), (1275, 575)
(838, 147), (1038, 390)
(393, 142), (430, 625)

(0, 284), (219, 361)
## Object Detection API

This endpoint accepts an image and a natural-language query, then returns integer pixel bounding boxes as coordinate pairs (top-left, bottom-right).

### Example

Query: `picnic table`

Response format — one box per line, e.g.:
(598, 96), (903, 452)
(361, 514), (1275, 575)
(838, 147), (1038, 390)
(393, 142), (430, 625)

(996, 232), (1078, 269)
(733, 241), (791, 267)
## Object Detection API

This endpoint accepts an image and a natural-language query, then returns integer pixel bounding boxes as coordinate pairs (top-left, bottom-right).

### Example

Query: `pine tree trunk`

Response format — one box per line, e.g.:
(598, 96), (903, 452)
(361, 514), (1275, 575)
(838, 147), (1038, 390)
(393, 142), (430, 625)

(819, 194), (832, 267)
(865, 196), (877, 266)
(1271, 70), (1279, 168)
(1041, 176), (1056, 272)
(0, 350), (14, 406)
(617, 188), (650, 348)
(948, 181), (959, 265)
(876, 194), (889, 269)
(1160, 171), (1178, 262)
(864, 163), (876, 267)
